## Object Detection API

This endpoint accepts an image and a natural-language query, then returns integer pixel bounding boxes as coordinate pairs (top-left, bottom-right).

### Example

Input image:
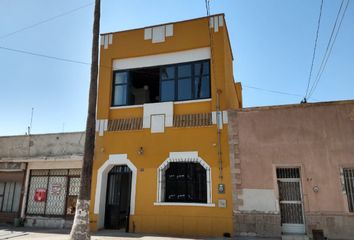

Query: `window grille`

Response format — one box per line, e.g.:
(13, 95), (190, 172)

(26, 169), (80, 218)
(173, 113), (212, 127)
(277, 167), (304, 225)
(107, 118), (143, 131)
(165, 162), (207, 203)
(343, 168), (354, 212)
(276, 168), (300, 179)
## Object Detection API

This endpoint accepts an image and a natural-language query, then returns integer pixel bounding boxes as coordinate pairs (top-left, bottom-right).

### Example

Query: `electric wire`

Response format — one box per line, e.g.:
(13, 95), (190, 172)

(0, 45), (90, 65)
(304, 0), (324, 102)
(244, 85), (303, 97)
(0, 2), (94, 40)
(244, 85), (320, 101)
(308, 0), (350, 99)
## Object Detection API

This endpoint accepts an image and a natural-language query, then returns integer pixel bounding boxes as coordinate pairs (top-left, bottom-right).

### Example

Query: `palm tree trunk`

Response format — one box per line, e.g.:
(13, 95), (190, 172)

(69, 0), (100, 239)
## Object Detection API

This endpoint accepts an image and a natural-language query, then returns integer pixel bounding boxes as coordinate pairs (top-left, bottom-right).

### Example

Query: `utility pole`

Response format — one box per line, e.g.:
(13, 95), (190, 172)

(69, 0), (100, 239)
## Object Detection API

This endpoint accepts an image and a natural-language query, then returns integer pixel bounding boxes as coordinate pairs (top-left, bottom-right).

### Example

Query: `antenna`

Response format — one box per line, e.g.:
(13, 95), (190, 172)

(28, 107), (34, 135)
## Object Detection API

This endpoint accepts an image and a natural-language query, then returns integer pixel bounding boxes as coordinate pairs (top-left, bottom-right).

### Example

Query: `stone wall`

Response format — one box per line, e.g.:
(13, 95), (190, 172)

(234, 212), (281, 237)
(306, 214), (354, 240)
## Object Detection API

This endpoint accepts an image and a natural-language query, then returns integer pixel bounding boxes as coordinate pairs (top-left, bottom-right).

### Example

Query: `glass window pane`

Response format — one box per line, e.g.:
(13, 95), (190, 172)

(0, 197), (3, 210)
(12, 183), (22, 212)
(114, 72), (128, 84)
(194, 61), (209, 76)
(178, 64), (191, 78)
(161, 66), (175, 80)
(194, 76), (210, 99)
(113, 85), (127, 105)
(161, 80), (175, 101)
(178, 78), (192, 100)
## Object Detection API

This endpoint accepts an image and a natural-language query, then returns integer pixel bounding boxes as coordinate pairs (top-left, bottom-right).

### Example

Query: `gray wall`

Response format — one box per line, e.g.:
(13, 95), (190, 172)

(0, 132), (85, 159)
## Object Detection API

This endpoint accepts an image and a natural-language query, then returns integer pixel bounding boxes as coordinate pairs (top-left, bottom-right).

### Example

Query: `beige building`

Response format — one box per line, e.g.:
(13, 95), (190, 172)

(0, 132), (84, 227)
(228, 100), (354, 239)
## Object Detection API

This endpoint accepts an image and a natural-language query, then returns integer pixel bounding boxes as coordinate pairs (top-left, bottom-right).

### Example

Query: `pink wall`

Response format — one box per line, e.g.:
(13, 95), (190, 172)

(235, 101), (354, 213)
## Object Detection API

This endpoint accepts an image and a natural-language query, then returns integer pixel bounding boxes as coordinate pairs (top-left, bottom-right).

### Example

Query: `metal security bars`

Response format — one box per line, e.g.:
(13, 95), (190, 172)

(0, 182), (22, 213)
(343, 168), (354, 212)
(107, 118), (143, 131)
(173, 113), (212, 128)
(26, 169), (80, 218)
(277, 168), (304, 225)
(276, 168), (300, 179)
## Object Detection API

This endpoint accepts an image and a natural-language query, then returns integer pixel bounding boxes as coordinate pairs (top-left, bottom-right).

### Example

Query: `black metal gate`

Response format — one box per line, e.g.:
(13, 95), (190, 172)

(276, 168), (305, 234)
(104, 165), (132, 230)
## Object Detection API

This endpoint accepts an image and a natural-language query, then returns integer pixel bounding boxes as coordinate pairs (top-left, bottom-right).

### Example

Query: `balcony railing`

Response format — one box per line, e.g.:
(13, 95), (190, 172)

(107, 113), (212, 132)
(173, 113), (212, 128)
(108, 118), (143, 131)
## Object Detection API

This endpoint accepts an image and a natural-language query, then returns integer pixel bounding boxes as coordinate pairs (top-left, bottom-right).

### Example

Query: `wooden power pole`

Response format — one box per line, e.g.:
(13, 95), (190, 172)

(69, 0), (100, 239)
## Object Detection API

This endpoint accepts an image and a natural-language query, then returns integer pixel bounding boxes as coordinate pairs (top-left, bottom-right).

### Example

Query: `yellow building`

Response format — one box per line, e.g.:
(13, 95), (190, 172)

(90, 14), (242, 237)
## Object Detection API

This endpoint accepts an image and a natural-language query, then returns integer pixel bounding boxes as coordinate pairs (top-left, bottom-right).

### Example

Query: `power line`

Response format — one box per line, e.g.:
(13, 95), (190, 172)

(244, 85), (303, 98)
(0, 2), (94, 40)
(0, 45), (90, 65)
(303, 0), (324, 102)
(308, 0), (350, 99)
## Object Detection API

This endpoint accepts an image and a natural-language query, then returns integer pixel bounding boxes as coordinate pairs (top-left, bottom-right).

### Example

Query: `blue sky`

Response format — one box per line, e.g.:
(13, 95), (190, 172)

(0, 0), (353, 136)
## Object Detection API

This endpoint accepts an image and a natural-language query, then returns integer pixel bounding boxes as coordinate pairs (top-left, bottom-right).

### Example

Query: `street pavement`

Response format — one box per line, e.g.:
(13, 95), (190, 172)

(0, 226), (281, 240)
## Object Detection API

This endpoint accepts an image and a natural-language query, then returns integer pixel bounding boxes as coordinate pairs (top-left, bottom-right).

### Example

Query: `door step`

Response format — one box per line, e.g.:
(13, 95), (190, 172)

(282, 235), (309, 240)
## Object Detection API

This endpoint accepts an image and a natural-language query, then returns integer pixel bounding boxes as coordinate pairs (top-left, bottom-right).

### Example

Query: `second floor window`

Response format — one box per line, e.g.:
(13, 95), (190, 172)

(112, 60), (210, 106)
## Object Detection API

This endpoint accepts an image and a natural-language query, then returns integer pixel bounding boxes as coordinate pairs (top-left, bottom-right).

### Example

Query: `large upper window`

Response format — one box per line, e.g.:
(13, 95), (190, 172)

(112, 60), (210, 106)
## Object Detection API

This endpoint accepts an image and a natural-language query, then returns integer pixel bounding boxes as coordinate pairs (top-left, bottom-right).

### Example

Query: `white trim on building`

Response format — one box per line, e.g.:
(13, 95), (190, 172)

(94, 154), (137, 229)
(113, 47), (210, 70)
(155, 151), (214, 207)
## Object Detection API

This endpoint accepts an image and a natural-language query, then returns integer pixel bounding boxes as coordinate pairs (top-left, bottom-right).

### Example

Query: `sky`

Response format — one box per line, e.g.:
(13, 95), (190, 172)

(0, 0), (353, 136)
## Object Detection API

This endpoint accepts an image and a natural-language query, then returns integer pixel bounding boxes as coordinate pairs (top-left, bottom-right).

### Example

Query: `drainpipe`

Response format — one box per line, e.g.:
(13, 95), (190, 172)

(216, 89), (223, 181)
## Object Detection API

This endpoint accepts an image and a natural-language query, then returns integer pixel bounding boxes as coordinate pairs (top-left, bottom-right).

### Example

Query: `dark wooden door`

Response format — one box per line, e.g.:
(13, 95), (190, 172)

(104, 165), (132, 230)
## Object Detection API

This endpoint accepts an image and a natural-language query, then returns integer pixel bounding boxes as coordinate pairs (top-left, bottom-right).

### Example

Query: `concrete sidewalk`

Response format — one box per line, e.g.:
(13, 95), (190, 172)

(0, 227), (281, 240)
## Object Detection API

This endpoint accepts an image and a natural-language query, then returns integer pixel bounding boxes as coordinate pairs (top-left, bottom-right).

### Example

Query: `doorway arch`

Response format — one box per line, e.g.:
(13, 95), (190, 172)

(94, 154), (137, 229)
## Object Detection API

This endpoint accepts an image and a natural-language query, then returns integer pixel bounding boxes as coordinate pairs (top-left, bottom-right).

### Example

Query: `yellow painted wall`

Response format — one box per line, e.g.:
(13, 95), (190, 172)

(90, 14), (241, 237)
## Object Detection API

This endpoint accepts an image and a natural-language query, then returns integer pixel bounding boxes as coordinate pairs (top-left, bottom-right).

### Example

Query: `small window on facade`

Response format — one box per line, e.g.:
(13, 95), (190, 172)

(343, 168), (354, 212)
(0, 182), (22, 213)
(165, 162), (207, 203)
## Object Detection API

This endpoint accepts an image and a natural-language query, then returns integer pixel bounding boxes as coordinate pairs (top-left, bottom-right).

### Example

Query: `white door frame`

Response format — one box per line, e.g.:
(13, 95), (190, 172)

(93, 154), (137, 229)
(276, 167), (306, 235)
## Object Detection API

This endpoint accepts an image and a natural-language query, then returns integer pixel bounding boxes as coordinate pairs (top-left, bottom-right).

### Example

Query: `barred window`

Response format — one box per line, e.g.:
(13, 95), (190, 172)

(165, 163), (207, 203)
(343, 168), (354, 212)
(26, 169), (80, 217)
